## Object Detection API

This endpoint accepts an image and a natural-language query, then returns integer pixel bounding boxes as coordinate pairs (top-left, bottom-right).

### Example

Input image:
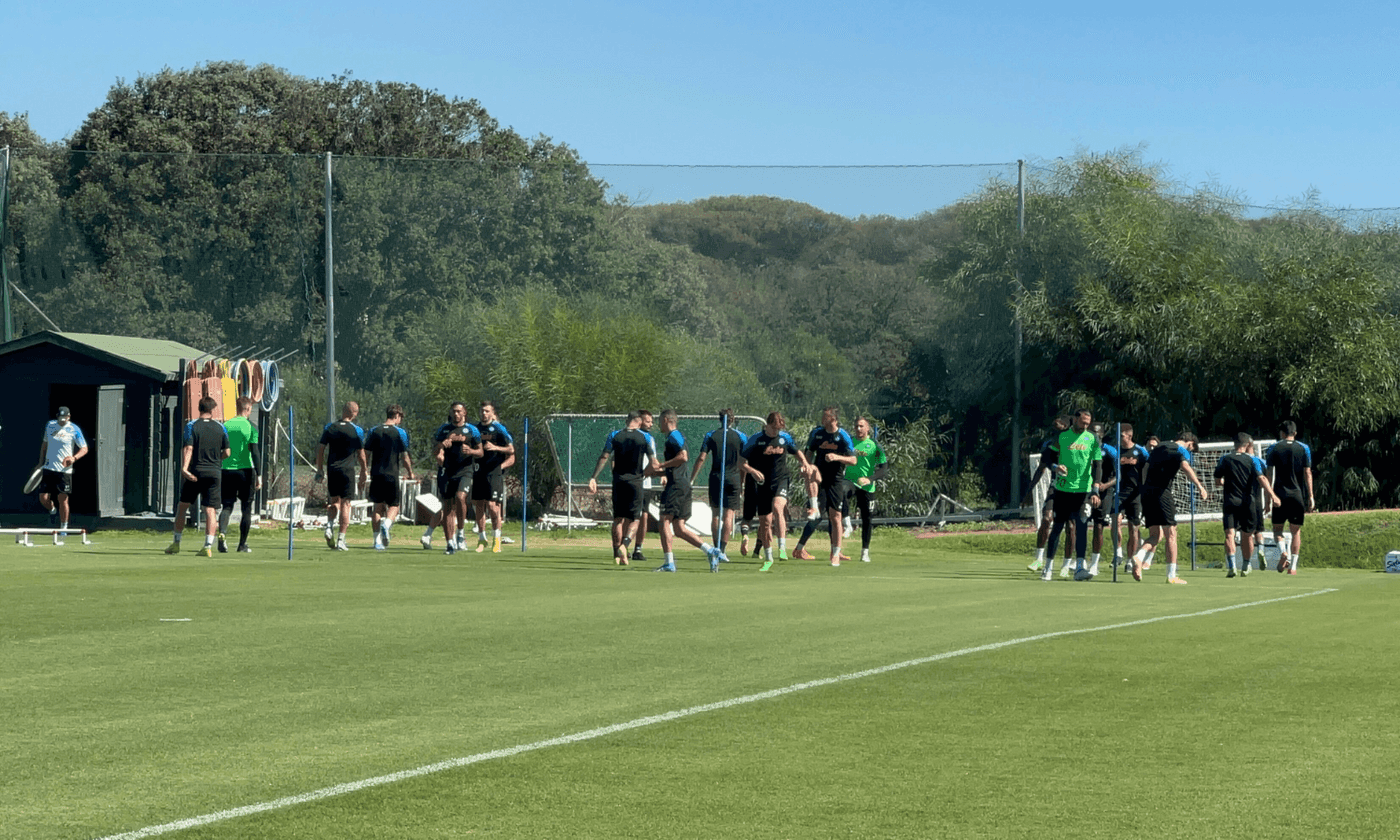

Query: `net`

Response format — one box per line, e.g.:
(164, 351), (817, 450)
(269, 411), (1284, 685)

(544, 413), (767, 487)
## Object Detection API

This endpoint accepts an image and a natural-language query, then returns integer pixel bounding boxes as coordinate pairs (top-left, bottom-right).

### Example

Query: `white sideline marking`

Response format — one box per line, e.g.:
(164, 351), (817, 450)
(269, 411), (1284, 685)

(96, 588), (1337, 840)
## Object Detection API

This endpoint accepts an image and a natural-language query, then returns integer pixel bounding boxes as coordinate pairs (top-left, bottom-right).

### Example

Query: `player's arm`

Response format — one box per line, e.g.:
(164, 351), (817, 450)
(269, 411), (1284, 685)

(1089, 458), (1103, 505)
(1181, 461), (1209, 500)
(1256, 472), (1280, 507)
(357, 449), (368, 489)
(181, 444), (196, 482)
(313, 442), (327, 477)
(657, 447), (688, 471)
(690, 449), (708, 484)
(1305, 466), (1315, 511)
(588, 451), (611, 494)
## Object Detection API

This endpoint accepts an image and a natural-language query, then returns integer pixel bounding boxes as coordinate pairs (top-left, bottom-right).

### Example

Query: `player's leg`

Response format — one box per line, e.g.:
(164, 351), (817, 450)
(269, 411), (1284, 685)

(772, 492), (790, 560)
(856, 490), (873, 562)
(237, 473), (255, 551)
(217, 470), (236, 553)
(473, 497), (490, 551)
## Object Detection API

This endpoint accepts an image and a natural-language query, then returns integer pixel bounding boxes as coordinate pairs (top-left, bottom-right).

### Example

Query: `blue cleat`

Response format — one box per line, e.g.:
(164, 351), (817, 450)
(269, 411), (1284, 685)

(654, 562), (677, 572)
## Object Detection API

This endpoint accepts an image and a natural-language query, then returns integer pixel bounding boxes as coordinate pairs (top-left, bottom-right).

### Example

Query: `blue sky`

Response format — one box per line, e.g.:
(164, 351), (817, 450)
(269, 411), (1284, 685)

(5, 0), (1396, 217)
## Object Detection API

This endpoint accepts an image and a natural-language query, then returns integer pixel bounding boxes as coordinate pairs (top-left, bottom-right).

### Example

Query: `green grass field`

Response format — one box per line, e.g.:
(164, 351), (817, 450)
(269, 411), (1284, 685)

(4, 524), (1399, 839)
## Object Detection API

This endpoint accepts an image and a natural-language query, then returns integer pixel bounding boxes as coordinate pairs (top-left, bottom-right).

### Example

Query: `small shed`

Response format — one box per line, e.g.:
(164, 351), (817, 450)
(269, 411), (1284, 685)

(0, 331), (206, 520)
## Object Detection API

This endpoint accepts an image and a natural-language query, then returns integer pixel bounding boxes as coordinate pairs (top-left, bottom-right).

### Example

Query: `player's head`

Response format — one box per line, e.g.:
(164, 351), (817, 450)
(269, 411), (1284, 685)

(55, 406), (71, 425)
(479, 400), (498, 423)
(342, 401), (359, 421)
(659, 409), (679, 431)
(448, 402), (467, 424)
(637, 409), (654, 430)
(1120, 423), (1134, 444)
(1146, 435), (1160, 450)
(821, 406), (840, 429)
(198, 396), (217, 415)
(385, 404), (404, 421)
(1052, 415), (1071, 432)
(1090, 421), (1104, 438)
(626, 410), (643, 428)
(1177, 430), (1199, 453)
(1234, 431), (1253, 451)
(1072, 408), (1092, 432)
(717, 408), (734, 426)
(855, 416), (872, 440)
(765, 410), (786, 432)
(1280, 420), (1297, 438)
(236, 396), (254, 415)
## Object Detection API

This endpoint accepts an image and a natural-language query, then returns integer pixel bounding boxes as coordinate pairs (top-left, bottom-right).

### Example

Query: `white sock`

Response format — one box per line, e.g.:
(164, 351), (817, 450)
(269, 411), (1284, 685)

(1091, 552), (1101, 565)
(779, 538), (787, 551)
(665, 551), (674, 563)
(764, 547), (773, 560)
(1290, 553), (1299, 568)
(1144, 550), (1155, 566)
(204, 535), (214, 546)
(1035, 547), (1046, 561)
(1167, 562), (1177, 578)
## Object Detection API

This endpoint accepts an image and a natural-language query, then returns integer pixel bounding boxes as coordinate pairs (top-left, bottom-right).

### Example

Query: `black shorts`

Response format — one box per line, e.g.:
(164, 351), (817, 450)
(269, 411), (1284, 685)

(1117, 496), (1142, 526)
(368, 474), (401, 506)
(221, 468), (255, 506)
(817, 479), (848, 516)
(1141, 487), (1176, 528)
(1091, 495), (1110, 525)
(471, 469), (505, 504)
(327, 467), (355, 501)
(1052, 490), (1087, 524)
(659, 481), (692, 520)
(440, 475), (468, 501)
(1040, 489), (1055, 516)
(1222, 502), (1253, 532)
(641, 487), (660, 515)
(1272, 496), (1306, 527)
(742, 476), (760, 521)
(39, 469), (73, 497)
(708, 475), (743, 511)
(1245, 499), (1264, 534)
(181, 473), (221, 508)
(752, 475), (791, 517)
(613, 478), (645, 521)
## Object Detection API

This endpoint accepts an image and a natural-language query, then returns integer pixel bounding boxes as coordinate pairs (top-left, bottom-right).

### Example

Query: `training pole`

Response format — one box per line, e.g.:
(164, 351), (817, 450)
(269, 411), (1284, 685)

(719, 413), (729, 545)
(288, 403), (295, 561)
(521, 417), (529, 552)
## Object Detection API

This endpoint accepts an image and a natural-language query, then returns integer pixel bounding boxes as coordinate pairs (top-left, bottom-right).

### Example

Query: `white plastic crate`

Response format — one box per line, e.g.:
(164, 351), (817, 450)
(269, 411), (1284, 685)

(266, 496), (306, 522)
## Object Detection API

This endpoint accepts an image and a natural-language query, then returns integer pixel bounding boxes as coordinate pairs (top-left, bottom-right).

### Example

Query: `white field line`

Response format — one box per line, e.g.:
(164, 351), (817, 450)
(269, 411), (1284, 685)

(96, 588), (1337, 840)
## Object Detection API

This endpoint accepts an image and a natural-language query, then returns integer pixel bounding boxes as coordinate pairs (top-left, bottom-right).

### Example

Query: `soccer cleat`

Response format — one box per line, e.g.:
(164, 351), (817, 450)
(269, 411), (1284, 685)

(197, 546), (213, 558)
(1167, 576), (1188, 585)
(709, 552), (720, 572)
(654, 562), (677, 572)
(1227, 568), (1237, 578)
(380, 529), (390, 546)
(1040, 568), (1053, 581)
(420, 534), (433, 550)
(445, 543), (456, 555)
(237, 544), (252, 553)
(1074, 567), (1092, 581)
(501, 535), (515, 544)
(632, 549), (646, 565)
(374, 541), (387, 551)
(217, 533), (228, 553)
(492, 537), (502, 553)
(324, 526), (335, 549)
(778, 549), (789, 561)
(164, 541), (180, 554)
(759, 559), (774, 572)
(861, 550), (871, 563)
(48, 509), (59, 526)
(793, 547), (816, 560)
(1028, 558), (1045, 572)
(335, 543), (349, 552)
(1087, 560), (1099, 578)
(1240, 563), (1250, 577)
(1058, 565), (1072, 579)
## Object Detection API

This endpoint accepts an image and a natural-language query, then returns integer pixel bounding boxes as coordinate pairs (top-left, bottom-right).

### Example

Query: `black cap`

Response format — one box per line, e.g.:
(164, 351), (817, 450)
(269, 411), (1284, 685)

(56, 406), (71, 419)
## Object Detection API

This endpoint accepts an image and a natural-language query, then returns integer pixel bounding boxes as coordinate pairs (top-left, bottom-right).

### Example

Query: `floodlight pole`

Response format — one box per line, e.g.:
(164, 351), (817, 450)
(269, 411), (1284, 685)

(1011, 159), (1025, 506)
(324, 151), (336, 423)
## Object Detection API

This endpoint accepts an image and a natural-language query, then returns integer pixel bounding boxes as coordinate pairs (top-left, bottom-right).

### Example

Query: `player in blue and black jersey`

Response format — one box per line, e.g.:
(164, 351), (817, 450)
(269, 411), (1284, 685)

(589, 411), (661, 566)
(434, 401), (483, 555)
(650, 409), (726, 572)
(1113, 423), (1149, 569)
(1265, 420), (1314, 574)
(742, 411), (812, 570)
(471, 400), (515, 554)
(364, 404), (415, 551)
(167, 396), (231, 557)
(1129, 432), (1210, 584)
(793, 406), (856, 567)
(690, 409), (750, 557)
(1214, 432), (1280, 577)
(314, 402), (367, 551)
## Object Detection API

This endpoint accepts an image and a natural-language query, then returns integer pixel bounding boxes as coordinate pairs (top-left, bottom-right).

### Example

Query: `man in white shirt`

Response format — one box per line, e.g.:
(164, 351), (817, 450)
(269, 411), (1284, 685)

(38, 406), (88, 541)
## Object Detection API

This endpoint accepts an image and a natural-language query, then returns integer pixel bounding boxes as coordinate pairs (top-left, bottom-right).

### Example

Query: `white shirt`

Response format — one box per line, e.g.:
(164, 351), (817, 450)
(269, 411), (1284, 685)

(43, 420), (87, 474)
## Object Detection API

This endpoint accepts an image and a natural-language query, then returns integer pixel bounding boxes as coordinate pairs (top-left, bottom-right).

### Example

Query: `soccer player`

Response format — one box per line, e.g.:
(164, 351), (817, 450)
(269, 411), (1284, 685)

(588, 411), (661, 566)
(1129, 431), (1210, 584)
(433, 402), (482, 555)
(631, 409), (658, 564)
(365, 404), (415, 551)
(844, 416), (888, 564)
(1085, 422), (1118, 579)
(1026, 415), (1071, 572)
(37, 405), (88, 542)
(794, 406), (857, 567)
(741, 411), (813, 571)
(1038, 408), (1102, 582)
(650, 409), (726, 572)
(1114, 424), (1149, 569)
(216, 396), (261, 553)
(690, 409), (749, 556)
(314, 401), (367, 551)
(1215, 432), (1280, 577)
(471, 400), (515, 554)
(166, 396), (230, 557)
(1266, 420), (1314, 574)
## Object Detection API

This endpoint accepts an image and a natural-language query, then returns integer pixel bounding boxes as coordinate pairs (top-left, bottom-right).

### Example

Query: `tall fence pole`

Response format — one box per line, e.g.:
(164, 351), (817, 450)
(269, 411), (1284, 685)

(324, 151), (336, 422)
(1011, 159), (1025, 507)
(522, 417), (529, 552)
(288, 402), (295, 561)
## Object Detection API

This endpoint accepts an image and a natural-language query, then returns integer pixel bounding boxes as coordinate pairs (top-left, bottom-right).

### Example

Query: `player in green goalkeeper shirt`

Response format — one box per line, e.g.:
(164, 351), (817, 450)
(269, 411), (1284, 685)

(1038, 408), (1103, 582)
(843, 417), (888, 563)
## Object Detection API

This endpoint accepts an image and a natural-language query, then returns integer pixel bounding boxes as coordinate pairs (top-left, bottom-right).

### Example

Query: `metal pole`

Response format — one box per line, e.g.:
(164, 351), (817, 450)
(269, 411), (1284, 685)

(324, 151), (336, 423)
(566, 418), (573, 530)
(288, 402), (295, 560)
(1011, 159), (1025, 506)
(1, 146), (12, 342)
(522, 417), (529, 552)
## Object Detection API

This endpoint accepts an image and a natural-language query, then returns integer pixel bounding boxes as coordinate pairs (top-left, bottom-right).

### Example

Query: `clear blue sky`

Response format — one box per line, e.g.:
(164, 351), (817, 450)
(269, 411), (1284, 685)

(6, 0), (1396, 218)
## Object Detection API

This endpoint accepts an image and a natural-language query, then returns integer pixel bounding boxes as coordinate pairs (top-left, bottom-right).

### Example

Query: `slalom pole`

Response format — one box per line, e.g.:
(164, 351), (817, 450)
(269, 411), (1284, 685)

(1189, 484), (1198, 571)
(288, 402), (295, 561)
(1112, 422), (1121, 583)
(521, 417), (529, 553)
(719, 412), (729, 550)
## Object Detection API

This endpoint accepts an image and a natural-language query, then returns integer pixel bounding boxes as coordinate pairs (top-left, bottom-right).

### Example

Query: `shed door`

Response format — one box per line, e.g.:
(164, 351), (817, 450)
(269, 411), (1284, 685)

(97, 385), (126, 517)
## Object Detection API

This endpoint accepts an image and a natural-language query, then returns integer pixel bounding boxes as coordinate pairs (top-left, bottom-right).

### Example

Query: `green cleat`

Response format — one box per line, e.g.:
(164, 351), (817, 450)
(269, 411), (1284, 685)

(164, 541), (180, 555)
(759, 560), (774, 572)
